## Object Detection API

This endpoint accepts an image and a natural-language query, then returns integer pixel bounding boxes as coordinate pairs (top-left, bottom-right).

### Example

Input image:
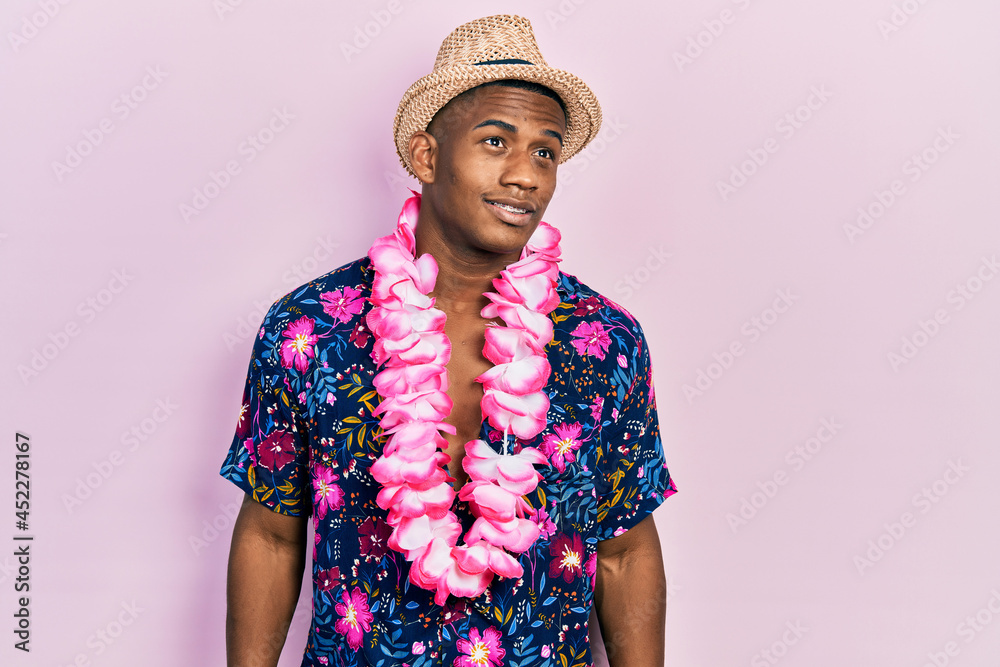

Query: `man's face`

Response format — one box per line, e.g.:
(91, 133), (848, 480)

(416, 85), (567, 257)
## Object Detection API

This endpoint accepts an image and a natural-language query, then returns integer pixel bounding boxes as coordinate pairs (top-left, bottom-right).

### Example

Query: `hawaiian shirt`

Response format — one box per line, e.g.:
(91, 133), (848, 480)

(220, 256), (677, 667)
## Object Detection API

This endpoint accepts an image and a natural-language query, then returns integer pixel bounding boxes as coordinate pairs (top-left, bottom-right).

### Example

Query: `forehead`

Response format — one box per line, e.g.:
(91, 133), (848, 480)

(442, 85), (567, 133)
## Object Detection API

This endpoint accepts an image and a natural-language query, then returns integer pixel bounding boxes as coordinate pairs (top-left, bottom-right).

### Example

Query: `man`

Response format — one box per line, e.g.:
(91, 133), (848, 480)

(222, 14), (677, 667)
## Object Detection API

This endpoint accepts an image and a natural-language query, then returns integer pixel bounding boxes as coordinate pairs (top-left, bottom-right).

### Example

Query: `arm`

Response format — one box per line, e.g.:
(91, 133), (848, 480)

(594, 514), (666, 667)
(226, 493), (308, 667)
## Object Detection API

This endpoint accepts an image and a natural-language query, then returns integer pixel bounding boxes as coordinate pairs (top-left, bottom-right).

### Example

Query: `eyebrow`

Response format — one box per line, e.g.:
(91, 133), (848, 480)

(473, 119), (564, 147)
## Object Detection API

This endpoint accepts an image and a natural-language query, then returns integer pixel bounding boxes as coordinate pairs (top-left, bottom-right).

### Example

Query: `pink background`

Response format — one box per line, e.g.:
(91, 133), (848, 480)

(3, 1), (999, 665)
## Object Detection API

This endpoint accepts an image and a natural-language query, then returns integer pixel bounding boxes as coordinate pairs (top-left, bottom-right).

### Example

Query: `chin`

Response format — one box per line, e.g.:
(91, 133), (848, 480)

(479, 221), (537, 255)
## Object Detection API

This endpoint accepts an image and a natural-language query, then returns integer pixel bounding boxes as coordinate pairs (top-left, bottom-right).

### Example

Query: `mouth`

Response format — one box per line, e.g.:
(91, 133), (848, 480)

(484, 198), (535, 225)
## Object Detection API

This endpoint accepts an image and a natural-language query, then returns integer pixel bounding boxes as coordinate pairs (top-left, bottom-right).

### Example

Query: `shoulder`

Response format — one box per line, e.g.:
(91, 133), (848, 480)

(553, 270), (649, 339)
(260, 257), (372, 330)
(548, 271), (655, 394)
(247, 257), (373, 380)
(548, 272), (658, 435)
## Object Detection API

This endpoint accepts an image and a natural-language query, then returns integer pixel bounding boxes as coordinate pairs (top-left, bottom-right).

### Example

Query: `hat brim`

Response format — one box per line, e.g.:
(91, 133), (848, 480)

(393, 63), (602, 177)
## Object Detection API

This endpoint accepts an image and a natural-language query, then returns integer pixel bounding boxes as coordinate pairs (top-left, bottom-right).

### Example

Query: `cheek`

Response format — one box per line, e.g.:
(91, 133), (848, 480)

(537, 170), (558, 199)
(442, 150), (484, 190)
(456, 162), (496, 198)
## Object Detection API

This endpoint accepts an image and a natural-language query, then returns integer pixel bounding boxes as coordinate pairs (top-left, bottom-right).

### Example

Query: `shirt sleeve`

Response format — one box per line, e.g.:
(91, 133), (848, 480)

(594, 322), (677, 541)
(219, 302), (312, 517)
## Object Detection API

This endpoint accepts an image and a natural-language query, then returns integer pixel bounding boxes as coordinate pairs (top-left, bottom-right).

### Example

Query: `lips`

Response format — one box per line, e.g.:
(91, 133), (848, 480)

(486, 200), (530, 214)
(484, 198), (535, 225)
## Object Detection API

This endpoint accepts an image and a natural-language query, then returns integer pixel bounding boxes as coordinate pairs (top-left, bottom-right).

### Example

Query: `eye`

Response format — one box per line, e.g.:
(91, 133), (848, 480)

(484, 136), (503, 148)
(536, 147), (556, 160)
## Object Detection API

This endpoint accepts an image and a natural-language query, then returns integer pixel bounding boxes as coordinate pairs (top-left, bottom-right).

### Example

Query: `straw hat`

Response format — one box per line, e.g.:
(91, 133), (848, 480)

(393, 14), (602, 176)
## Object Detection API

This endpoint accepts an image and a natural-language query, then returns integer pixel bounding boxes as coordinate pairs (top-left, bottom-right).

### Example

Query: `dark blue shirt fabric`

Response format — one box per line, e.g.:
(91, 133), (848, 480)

(221, 256), (677, 667)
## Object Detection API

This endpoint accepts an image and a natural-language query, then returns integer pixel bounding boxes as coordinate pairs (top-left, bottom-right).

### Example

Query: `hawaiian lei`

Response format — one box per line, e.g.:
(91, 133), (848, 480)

(367, 192), (562, 604)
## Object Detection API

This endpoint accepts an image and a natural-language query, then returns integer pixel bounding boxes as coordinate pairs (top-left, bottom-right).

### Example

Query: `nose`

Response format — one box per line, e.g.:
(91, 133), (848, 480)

(499, 149), (537, 191)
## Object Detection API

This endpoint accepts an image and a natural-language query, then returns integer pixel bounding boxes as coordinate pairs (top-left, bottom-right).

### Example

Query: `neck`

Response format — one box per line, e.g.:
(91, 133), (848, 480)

(413, 217), (523, 316)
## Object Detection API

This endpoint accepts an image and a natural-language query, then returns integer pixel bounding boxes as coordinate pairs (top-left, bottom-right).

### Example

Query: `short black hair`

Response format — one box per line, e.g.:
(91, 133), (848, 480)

(426, 79), (567, 139)
(471, 79), (567, 115)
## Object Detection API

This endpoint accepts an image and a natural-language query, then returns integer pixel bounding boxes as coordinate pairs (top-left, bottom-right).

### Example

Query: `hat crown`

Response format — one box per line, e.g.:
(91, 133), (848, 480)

(433, 15), (548, 70)
(394, 14), (601, 176)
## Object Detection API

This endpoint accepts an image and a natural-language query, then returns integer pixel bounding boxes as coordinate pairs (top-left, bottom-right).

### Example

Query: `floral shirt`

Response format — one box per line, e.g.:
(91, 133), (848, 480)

(220, 257), (677, 667)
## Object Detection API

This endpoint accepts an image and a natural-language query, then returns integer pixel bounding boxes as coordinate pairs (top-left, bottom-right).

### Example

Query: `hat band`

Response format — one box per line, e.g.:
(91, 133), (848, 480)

(473, 58), (534, 66)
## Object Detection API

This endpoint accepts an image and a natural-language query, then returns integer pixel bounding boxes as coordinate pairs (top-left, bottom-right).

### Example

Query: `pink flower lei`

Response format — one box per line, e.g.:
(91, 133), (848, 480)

(366, 191), (561, 604)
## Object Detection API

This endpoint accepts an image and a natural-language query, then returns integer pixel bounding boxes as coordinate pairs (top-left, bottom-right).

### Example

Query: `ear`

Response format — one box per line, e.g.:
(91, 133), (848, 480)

(408, 131), (438, 184)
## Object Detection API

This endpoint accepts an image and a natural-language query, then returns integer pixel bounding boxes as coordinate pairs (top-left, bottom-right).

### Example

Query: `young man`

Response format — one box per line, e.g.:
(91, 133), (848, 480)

(221, 14), (677, 667)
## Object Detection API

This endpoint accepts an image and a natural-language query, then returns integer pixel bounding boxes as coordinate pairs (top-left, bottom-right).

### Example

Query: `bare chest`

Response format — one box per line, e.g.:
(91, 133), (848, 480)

(441, 315), (493, 488)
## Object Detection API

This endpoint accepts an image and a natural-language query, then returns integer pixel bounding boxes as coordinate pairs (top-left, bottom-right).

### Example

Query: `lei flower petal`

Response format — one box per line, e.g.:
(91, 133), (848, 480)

(483, 326), (544, 362)
(523, 221), (562, 258)
(367, 192), (558, 604)
(480, 390), (550, 440)
(466, 516), (541, 553)
(476, 355), (550, 394)
(372, 363), (449, 396)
